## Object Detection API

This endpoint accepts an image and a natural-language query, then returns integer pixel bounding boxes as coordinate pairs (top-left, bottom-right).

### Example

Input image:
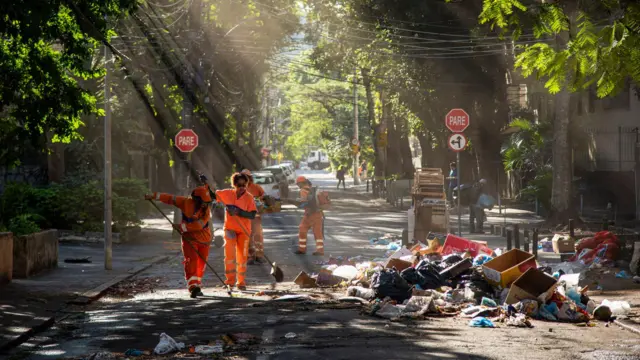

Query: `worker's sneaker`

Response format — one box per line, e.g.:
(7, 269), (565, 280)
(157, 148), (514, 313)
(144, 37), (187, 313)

(237, 284), (247, 291)
(312, 251), (324, 256)
(254, 257), (264, 264)
(294, 250), (306, 255)
(190, 286), (204, 298)
(247, 258), (256, 265)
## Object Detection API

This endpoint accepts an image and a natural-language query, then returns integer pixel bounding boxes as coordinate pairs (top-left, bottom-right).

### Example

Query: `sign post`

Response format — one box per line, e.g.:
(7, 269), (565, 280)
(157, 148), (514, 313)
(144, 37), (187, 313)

(445, 109), (470, 236)
(175, 129), (199, 153)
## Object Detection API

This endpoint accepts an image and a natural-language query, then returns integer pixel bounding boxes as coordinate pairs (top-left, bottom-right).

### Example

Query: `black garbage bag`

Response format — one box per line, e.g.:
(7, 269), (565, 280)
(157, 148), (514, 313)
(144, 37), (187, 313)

(401, 260), (446, 290)
(459, 267), (494, 304)
(441, 254), (464, 268)
(370, 268), (412, 302)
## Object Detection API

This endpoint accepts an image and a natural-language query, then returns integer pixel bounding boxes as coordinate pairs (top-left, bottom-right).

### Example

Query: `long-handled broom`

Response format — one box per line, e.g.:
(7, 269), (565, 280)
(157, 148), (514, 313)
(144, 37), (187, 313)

(147, 199), (233, 297)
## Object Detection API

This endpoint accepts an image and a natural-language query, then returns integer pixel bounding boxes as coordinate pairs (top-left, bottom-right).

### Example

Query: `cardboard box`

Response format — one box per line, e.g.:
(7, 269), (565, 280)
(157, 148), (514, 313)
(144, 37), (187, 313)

(505, 268), (559, 305)
(551, 234), (575, 254)
(439, 258), (473, 279)
(441, 234), (494, 258)
(385, 258), (413, 272)
(482, 249), (537, 288)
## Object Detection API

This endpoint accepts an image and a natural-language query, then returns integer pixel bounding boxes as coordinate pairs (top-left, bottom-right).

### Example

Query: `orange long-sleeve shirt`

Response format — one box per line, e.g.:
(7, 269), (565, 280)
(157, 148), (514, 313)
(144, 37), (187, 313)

(247, 183), (265, 199)
(215, 189), (257, 234)
(154, 192), (212, 243)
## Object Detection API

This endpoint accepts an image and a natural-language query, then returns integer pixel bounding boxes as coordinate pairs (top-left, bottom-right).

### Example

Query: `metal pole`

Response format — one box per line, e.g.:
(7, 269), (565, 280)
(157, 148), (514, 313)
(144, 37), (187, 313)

(104, 44), (113, 270)
(457, 152), (461, 236)
(353, 66), (360, 185)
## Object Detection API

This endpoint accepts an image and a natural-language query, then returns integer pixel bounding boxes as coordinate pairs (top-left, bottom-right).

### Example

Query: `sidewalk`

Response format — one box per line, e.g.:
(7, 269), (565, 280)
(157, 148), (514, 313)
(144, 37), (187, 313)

(0, 228), (176, 352)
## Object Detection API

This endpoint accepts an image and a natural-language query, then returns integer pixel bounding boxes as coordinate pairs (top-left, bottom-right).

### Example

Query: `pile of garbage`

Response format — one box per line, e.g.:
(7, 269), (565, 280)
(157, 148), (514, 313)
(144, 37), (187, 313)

(326, 233), (634, 327)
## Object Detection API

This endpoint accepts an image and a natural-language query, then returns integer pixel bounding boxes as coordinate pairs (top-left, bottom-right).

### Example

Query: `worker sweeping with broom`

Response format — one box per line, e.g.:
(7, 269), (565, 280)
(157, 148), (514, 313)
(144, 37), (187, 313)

(214, 172), (258, 291)
(144, 184), (213, 298)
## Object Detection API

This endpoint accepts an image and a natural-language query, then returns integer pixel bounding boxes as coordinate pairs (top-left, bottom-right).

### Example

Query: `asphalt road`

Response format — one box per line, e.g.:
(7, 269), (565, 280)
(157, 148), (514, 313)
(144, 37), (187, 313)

(6, 171), (640, 360)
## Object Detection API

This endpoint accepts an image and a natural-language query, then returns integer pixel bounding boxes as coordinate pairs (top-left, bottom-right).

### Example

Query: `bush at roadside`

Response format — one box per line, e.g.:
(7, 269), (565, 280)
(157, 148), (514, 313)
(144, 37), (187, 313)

(0, 178), (150, 233)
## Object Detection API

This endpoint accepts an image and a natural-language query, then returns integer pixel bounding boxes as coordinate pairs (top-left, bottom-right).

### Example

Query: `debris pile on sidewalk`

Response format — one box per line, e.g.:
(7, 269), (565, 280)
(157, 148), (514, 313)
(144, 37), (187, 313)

(105, 277), (164, 298)
(301, 232), (637, 328)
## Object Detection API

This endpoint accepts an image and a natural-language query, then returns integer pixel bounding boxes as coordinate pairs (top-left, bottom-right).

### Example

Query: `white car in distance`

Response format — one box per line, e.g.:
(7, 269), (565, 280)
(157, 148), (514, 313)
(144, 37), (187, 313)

(251, 171), (281, 199)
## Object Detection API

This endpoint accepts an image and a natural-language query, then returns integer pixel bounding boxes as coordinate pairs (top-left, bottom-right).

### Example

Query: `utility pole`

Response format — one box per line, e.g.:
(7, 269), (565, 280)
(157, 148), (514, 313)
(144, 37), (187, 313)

(353, 66), (360, 185)
(103, 43), (113, 270)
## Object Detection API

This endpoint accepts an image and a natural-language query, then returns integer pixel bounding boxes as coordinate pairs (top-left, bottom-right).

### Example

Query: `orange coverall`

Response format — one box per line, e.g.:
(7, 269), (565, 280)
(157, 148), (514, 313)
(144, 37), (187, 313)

(215, 189), (257, 287)
(154, 191), (211, 291)
(247, 183), (266, 260)
(297, 186), (324, 255)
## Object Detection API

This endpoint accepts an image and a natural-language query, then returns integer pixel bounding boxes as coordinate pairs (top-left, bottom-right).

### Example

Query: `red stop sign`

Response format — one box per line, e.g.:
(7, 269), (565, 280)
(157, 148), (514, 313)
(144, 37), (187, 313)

(175, 129), (199, 152)
(445, 108), (470, 133)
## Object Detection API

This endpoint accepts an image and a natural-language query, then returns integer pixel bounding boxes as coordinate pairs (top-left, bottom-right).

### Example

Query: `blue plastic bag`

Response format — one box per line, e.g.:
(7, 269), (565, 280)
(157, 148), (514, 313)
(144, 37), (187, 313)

(477, 194), (496, 209)
(469, 316), (495, 328)
(473, 254), (493, 266)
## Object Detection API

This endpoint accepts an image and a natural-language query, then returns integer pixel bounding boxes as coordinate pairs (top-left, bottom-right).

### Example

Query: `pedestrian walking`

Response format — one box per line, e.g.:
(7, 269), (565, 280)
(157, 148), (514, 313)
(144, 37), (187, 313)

(360, 161), (368, 179)
(144, 184), (213, 298)
(336, 166), (346, 190)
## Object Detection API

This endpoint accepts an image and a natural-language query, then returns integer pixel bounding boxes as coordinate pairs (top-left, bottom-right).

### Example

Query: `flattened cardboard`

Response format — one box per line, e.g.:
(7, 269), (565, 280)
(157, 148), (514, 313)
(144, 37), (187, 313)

(505, 268), (559, 305)
(482, 249), (537, 288)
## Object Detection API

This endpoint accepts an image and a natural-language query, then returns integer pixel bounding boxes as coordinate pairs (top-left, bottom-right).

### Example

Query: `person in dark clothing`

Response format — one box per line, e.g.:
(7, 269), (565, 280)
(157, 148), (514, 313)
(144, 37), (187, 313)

(468, 179), (487, 234)
(336, 167), (346, 190)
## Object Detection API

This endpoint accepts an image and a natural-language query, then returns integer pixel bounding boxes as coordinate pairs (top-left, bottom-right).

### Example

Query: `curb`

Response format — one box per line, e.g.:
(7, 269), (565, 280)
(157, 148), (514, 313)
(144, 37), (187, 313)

(614, 319), (640, 336)
(0, 254), (170, 353)
(69, 254), (171, 305)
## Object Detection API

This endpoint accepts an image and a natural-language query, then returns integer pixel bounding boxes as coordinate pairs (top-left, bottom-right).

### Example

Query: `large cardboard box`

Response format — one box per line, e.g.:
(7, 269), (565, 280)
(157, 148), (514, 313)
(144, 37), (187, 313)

(505, 268), (559, 305)
(551, 234), (576, 254)
(441, 234), (494, 258)
(482, 249), (537, 288)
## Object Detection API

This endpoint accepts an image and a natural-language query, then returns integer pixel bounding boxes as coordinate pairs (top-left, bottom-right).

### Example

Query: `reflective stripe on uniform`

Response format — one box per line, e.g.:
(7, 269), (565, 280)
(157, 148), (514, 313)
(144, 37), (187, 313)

(155, 193), (161, 200)
(181, 223), (188, 232)
(172, 195), (177, 205)
(187, 276), (201, 283)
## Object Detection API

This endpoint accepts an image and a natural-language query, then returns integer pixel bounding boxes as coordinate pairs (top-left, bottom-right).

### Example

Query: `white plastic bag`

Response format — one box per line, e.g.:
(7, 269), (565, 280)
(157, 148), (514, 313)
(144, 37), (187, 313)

(154, 333), (185, 355)
(601, 299), (631, 316)
(333, 265), (358, 280)
(194, 344), (223, 354)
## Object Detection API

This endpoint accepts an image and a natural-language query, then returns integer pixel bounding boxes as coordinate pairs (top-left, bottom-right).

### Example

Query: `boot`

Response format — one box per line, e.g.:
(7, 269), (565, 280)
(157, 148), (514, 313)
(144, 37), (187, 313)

(190, 286), (204, 298)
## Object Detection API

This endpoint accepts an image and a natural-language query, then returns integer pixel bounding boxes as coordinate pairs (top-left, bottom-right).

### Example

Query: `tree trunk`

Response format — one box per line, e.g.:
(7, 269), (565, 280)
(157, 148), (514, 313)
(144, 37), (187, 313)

(386, 113), (402, 177)
(361, 68), (382, 197)
(399, 114), (415, 178)
(417, 131), (431, 168)
(550, 88), (573, 219)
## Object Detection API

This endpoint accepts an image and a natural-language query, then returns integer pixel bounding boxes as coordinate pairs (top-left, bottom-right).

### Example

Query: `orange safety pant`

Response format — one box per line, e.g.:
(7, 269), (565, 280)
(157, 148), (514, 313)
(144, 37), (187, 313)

(181, 239), (211, 291)
(298, 211), (324, 254)
(224, 229), (250, 287)
(249, 216), (264, 258)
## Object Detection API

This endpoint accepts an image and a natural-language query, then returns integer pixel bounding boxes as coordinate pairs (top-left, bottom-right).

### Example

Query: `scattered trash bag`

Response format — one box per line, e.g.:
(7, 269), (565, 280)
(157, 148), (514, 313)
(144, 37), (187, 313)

(538, 302), (559, 321)
(124, 349), (145, 357)
(401, 261), (446, 290)
(404, 296), (436, 315)
(371, 268), (412, 302)
(194, 344), (223, 354)
(333, 265), (358, 281)
(473, 254), (493, 267)
(481, 297), (497, 307)
(376, 303), (404, 319)
(514, 300), (539, 317)
(615, 270), (631, 279)
(469, 316), (495, 328)
(441, 254), (464, 267)
(537, 266), (553, 275)
(346, 286), (375, 300)
(557, 301), (590, 322)
(507, 313), (532, 328)
(154, 333), (185, 355)
(593, 305), (613, 321)
(601, 299), (631, 316)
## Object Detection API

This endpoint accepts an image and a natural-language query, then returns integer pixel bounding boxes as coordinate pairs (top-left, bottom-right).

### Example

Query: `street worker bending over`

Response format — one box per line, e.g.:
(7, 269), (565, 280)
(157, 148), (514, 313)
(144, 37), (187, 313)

(214, 173), (257, 290)
(145, 184), (212, 298)
(241, 169), (266, 264)
(295, 176), (324, 256)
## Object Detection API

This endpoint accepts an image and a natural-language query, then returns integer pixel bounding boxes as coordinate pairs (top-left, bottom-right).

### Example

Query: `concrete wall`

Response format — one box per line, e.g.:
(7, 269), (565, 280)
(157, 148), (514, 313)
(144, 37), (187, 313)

(12, 229), (58, 278)
(0, 232), (13, 284)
